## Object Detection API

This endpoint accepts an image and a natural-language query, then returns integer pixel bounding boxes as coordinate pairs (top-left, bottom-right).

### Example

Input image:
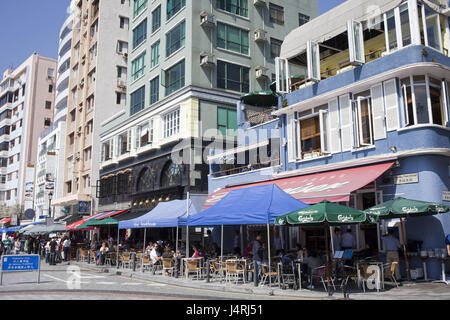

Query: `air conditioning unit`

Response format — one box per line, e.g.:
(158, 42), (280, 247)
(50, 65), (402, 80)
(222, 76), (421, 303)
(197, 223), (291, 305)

(200, 53), (215, 68)
(254, 29), (267, 43)
(200, 12), (215, 28)
(117, 80), (126, 88)
(254, 0), (266, 6)
(255, 67), (268, 79)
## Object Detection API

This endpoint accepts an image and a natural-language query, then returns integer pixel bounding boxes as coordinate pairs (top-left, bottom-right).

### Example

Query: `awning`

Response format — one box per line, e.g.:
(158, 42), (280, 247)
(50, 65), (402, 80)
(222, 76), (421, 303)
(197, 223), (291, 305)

(0, 217), (11, 225)
(118, 199), (203, 229)
(280, 0), (403, 59)
(204, 162), (394, 208)
(189, 184), (309, 226)
(92, 210), (128, 220)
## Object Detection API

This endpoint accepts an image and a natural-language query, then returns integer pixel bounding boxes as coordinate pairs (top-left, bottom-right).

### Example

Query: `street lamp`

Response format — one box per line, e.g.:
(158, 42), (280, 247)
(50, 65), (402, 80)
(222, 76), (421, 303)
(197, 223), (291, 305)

(48, 191), (53, 219)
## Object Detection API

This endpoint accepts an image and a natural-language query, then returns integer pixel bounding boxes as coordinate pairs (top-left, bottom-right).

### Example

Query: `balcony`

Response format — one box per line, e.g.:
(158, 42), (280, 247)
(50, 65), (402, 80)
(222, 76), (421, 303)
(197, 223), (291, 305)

(55, 87), (69, 110)
(58, 30), (72, 57)
(56, 68), (70, 92)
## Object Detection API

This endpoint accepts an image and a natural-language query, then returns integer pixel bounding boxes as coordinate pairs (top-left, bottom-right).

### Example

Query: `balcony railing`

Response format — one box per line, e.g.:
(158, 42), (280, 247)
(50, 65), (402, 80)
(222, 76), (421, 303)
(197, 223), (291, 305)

(246, 107), (277, 127)
(213, 158), (280, 177)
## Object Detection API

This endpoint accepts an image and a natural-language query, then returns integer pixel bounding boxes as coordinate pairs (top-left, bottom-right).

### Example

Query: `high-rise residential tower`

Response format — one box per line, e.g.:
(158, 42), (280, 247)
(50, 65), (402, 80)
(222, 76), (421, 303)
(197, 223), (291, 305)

(0, 54), (57, 217)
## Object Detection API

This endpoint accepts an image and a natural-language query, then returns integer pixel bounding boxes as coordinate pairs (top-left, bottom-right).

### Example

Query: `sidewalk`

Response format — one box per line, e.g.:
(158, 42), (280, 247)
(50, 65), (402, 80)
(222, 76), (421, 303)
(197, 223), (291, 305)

(72, 261), (450, 300)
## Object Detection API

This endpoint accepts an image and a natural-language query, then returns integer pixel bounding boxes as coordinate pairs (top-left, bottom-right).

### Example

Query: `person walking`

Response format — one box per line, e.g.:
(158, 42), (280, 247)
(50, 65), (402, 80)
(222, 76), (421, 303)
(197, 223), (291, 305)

(341, 228), (356, 250)
(252, 234), (264, 280)
(382, 229), (402, 280)
(3, 236), (11, 255)
(331, 228), (342, 252)
(63, 237), (71, 262)
(49, 237), (58, 265)
(14, 237), (21, 254)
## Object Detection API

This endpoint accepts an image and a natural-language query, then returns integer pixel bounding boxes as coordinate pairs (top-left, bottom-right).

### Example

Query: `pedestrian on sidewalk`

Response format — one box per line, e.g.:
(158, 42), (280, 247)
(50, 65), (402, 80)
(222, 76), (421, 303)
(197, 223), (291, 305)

(252, 234), (263, 280)
(63, 237), (71, 261)
(14, 237), (21, 254)
(49, 237), (58, 265)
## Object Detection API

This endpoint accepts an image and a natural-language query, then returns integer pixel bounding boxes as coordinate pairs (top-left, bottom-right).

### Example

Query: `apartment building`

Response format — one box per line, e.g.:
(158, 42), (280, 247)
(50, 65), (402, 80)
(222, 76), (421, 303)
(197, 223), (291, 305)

(96, 0), (317, 216)
(51, 0), (130, 221)
(207, 0), (450, 280)
(33, 8), (74, 221)
(0, 54), (57, 217)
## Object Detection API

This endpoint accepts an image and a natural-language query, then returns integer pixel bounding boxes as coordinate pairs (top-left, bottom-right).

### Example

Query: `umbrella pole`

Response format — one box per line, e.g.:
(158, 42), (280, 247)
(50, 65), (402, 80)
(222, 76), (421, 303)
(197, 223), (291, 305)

(267, 223), (272, 288)
(116, 227), (120, 268)
(221, 225), (224, 259)
(324, 223), (332, 296)
(329, 226), (335, 255)
(399, 217), (410, 281)
(176, 226), (179, 256)
(143, 228), (147, 254)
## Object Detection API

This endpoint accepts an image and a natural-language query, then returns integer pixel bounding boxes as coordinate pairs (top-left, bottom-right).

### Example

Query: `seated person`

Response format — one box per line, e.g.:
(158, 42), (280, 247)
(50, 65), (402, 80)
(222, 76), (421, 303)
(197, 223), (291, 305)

(99, 242), (109, 265)
(162, 247), (174, 259)
(192, 245), (201, 258)
(306, 250), (324, 287)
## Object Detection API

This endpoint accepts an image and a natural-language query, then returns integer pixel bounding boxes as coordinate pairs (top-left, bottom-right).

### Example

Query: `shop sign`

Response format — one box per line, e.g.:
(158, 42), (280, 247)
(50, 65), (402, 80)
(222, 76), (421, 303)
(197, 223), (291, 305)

(442, 191), (450, 202)
(393, 173), (418, 185)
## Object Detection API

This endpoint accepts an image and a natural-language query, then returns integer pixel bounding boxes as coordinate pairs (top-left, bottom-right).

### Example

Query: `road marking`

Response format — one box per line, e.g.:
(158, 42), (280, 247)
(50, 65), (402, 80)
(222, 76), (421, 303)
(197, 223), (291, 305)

(147, 283), (167, 287)
(95, 282), (118, 285)
(121, 282), (143, 286)
(43, 274), (89, 284)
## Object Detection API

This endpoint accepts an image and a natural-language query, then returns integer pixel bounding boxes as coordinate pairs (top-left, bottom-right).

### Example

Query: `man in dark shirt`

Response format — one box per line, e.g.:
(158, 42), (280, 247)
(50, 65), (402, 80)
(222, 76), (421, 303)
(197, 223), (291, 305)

(252, 234), (263, 280)
(49, 238), (58, 265)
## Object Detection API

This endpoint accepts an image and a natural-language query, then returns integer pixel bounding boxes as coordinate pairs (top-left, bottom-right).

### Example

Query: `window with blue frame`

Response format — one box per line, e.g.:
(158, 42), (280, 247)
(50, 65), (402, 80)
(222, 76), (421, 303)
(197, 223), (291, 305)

(152, 5), (161, 32)
(130, 85), (146, 116)
(167, 0), (185, 20)
(134, 0), (148, 18)
(216, 0), (248, 17)
(166, 21), (186, 56)
(150, 76), (159, 104)
(217, 107), (237, 136)
(131, 52), (146, 81)
(132, 19), (147, 49)
(164, 60), (185, 96)
(217, 60), (249, 93)
(217, 22), (249, 55)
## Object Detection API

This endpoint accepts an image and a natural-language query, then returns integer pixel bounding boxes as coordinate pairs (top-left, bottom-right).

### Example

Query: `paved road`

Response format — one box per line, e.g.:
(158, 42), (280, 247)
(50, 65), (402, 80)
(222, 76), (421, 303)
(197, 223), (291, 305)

(0, 264), (309, 300)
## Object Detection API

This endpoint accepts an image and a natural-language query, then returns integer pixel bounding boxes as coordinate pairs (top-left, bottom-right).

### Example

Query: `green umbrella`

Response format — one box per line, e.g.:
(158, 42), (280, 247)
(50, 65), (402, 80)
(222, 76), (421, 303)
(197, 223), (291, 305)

(275, 200), (367, 226)
(240, 91), (279, 107)
(364, 197), (449, 220)
(85, 217), (118, 227)
(364, 197), (449, 280)
(73, 221), (95, 230)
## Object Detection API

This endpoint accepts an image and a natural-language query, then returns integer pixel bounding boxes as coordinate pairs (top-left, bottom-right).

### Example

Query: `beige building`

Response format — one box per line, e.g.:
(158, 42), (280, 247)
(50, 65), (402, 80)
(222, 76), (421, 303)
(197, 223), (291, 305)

(0, 54), (57, 216)
(52, 0), (129, 217)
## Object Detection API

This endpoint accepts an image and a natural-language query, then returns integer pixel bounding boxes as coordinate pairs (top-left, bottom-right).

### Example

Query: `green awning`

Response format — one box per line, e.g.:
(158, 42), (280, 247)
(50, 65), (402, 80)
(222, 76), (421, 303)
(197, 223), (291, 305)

(275, 200), (367, 227)
(85, 217), (118, 227)
(240, 91), (279, 107)
(364, 197), (449, 221)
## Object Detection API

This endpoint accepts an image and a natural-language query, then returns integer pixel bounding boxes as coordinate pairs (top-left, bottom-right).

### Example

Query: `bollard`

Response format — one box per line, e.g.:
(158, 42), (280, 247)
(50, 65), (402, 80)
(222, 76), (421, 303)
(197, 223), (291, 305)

(87, 250), (90, 264)
(174, 257), (179, 278)
(206, 260), (210, 283)
(76, 248), (79, 262)
(254, 261), (259, 287)
(132, 252), (136, 272)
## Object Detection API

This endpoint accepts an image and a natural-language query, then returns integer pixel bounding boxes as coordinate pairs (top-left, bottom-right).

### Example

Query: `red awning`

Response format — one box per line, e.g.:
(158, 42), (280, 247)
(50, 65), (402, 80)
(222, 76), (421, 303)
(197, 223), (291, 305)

(94, 210), (128, 220)
(204, 162), (394, 209)
(0, 217), (11, 225)
(66, 219), (88, 230)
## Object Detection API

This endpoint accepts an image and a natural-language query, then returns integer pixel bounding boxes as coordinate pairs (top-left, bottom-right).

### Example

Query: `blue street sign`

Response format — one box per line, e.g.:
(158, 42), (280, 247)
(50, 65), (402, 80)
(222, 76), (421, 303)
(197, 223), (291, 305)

(1, 255), (39, 272)
(78, 201), (89, 213)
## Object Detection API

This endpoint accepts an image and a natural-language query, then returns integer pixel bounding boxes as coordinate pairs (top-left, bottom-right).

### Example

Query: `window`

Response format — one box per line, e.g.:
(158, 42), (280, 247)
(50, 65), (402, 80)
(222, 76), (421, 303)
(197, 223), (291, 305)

(217, 23), (249, 55)
(352, 91), (374, 147)
(306, 40), (320, 82)
(101, 140), (113, 161)
(217, 0), (248, 17)
(66, 181), (72, 194)
(47, 68), (54, 77)
(131, 52), (146, 81)
(167, 0), (185, 20)
(166, 21), (186, 57)
(299, 13), (310, 26)
(163, 109), (180, 138)
(133, 19), (147, 49)
(270, 38), (283, 59)
(217, 107), (237, 136)
(423, 5), (442, 52)
(44, 118), (51, 127)
(45, 101), (52, 109)
(119, 16), (129, 29)
(164, 60), (185, 96)
(150, 76), (159, 104)
(117, 41), (128, 54)
(135, 119), (154, 149)
(116, 92), (123, 104)
(348, 20), (365, 65)
(69, 133), (74, 145)
(151, 41), (160, 67)
(117, 131), (131, 155)
(134, 0), (147, 18)
(161, 161), (181, 187)
(401, 75), (446, 127)
(269, 3), (284, 25)
(70, 109), (76, 122)
(217, 60), (249, 93)
(48, 84), (53, 93)
(130, 85), (145, 115)
(291, 105), (329, 160)
(152, 6), (161, 32)
(84, 147), (92, 161)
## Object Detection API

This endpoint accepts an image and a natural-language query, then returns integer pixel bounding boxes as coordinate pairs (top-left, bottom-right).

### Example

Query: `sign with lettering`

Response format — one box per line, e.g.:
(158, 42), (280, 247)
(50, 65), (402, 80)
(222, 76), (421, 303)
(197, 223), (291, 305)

(393, 173), (419, 185)
(442, 191), (450, 202)
(1, 255), (39, 272)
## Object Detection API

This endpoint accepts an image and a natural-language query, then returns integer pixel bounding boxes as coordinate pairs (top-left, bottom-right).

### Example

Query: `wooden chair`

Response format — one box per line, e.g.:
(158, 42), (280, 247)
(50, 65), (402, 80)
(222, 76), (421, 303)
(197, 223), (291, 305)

(89, 249), (97, 264)
(210, 259), (224, 282)
(141, 255), (152, 272)
(383, 262), (399, 288)
(225, 260), (245, 284)
(162, 258), (175, 276)
(259, 264), (278, 287)
(79, 248), (88, 262)
(186, 259), (202, 280)
(105, 252), (116, 266)
(121, 253), (131, 269)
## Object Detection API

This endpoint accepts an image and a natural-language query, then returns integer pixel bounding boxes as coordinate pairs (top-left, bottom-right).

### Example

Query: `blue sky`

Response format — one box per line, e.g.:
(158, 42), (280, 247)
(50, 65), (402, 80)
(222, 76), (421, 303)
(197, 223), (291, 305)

(0, 0), (346, 74)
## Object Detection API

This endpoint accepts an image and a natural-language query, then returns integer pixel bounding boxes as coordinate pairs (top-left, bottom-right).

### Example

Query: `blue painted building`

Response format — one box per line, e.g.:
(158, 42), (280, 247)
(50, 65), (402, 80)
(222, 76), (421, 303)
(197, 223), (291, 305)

(207, 0), (450, 280)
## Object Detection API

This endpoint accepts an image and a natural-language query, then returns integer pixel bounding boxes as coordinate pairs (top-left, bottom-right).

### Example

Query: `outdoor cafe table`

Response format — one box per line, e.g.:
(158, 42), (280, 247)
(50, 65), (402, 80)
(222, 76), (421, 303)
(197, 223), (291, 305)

(356, 260), (385, 290)
(277, 261), (303, 290)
